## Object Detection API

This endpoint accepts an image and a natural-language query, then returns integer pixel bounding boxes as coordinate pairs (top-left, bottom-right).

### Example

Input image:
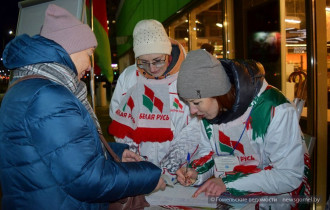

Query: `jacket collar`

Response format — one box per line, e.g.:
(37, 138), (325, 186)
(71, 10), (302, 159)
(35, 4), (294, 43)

(207, 59), (265, 124)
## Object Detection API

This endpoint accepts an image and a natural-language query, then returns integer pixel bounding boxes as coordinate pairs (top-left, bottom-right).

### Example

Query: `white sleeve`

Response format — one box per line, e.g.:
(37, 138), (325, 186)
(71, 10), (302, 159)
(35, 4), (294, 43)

(225, 104), (304, 194)
(159, 103), (202, 174)
(193, 120), (216, 186)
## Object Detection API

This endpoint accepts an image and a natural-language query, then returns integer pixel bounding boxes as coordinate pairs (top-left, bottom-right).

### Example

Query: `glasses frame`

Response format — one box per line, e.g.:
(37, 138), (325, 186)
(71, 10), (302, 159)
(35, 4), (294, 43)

(136, 56), (167, 71)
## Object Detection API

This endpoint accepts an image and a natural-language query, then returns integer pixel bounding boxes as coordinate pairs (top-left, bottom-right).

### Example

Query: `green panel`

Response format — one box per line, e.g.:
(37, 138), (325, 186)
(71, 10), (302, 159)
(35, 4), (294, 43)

(117, 42), (133, 58)
(143, 95), (154, 113)
(116, 0), (192, 56)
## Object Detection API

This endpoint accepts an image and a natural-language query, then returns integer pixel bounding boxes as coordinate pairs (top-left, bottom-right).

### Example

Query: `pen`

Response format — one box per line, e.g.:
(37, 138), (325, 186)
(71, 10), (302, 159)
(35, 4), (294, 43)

(185, 152), (190, 184)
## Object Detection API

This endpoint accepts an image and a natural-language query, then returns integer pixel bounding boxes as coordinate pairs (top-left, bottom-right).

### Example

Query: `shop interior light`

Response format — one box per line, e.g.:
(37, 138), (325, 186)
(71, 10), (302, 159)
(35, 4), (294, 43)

(326, 7), (330, 12)
(216, 23), (223, 27)
(286, 40), (299, 43)
(286, 44), (306, 47)
(285, 19), (301, 24)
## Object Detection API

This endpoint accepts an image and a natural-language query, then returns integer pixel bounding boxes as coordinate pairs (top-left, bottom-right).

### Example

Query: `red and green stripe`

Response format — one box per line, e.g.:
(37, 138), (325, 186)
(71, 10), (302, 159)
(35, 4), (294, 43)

(250, 86), (289, 140)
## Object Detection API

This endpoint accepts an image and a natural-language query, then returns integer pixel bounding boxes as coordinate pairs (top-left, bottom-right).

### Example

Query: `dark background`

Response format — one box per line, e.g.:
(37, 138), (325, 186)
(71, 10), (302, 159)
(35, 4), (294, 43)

(0, 0), (120, 63)
(0, 0), (20, 54)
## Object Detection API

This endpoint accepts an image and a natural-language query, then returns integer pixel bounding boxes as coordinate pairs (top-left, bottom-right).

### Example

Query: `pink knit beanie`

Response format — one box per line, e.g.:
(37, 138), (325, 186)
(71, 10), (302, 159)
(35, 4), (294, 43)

(40, 4), (97, 54)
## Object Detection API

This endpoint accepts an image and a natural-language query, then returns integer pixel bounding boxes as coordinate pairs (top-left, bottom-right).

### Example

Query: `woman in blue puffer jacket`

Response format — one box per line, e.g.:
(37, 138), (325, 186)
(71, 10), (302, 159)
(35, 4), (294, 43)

(0, 4), (165, 210)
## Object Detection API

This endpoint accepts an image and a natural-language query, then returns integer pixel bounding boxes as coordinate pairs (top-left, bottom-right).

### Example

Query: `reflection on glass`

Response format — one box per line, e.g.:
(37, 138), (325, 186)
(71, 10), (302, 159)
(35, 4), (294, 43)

(195, 1), (223, 58)
(167, 0), (223, 58)
(168, 14), (189, 53)
(285, 0), (307, 119)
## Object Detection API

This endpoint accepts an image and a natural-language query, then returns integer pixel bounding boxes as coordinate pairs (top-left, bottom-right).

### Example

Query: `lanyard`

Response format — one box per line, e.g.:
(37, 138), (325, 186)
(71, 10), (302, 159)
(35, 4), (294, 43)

(215, 107), (253, 156)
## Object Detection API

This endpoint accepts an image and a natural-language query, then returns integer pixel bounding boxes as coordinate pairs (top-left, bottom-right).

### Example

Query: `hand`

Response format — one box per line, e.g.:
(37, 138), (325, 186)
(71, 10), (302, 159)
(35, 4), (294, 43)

(121, 149), (142, 162)
(192, 178), (226, 198)
(153, 177), (166, 192)
(176, 167), (198, 186)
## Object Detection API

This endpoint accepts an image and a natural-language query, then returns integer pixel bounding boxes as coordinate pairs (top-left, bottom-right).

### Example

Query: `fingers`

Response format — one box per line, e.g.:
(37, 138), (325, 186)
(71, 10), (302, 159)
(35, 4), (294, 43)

(123, 157), (137, 162)
(176, 168), (192, 186)
(186, 168), (198, 179)
(122, 150), (142, 162)
(204, 184), (220, 196)
(176, 167), (198, 186)
(176, 168), (186, 185)
(127, 150), (142, 161)
(192, 182), (208, 198)
(160, 180), (166, 191)
(130, 152), (142, 161)
(192, 178), (226, 198)
(154, 177), (166, 192)
(184, 168), (197, 186)
(177, 176), (186, 185)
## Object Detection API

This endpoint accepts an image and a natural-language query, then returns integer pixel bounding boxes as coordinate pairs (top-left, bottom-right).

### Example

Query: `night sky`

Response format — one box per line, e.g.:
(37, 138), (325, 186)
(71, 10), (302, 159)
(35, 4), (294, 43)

(0, 0), (21, 54)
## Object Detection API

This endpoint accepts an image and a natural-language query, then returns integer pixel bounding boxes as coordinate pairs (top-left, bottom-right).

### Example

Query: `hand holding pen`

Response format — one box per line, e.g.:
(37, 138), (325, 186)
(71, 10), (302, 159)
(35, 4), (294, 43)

(175, 152), (198, 186)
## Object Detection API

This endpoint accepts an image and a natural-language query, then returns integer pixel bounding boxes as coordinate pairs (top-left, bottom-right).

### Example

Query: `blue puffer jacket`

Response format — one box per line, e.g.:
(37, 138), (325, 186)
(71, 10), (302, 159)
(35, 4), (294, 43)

(0, 35), (161, 210)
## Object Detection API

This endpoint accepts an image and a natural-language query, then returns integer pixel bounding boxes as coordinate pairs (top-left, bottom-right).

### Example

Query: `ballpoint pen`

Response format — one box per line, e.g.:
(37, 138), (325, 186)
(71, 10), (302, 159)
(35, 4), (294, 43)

(185, 152), (190, 184)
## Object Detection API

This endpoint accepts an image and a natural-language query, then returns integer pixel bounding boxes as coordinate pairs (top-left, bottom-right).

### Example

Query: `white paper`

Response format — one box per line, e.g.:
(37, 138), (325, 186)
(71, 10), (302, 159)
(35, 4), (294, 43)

(146, 184), (248, 209)
(146, 184), (216, 208)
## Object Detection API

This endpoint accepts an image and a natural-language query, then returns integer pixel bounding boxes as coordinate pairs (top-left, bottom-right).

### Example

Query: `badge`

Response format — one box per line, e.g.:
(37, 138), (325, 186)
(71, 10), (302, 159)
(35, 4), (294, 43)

(214, 155), (239, 172)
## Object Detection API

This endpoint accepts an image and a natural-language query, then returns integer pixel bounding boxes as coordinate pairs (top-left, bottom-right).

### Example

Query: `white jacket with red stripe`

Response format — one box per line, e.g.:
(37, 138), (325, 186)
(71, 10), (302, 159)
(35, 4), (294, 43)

(109, 64), (201, 176)
(192, 81), (306, 196)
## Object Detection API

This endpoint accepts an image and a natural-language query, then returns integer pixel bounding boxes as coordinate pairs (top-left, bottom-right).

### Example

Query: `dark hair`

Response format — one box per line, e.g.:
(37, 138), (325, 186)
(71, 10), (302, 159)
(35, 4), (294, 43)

(213, 85), (236, 114)
(200, 43), (215, 54)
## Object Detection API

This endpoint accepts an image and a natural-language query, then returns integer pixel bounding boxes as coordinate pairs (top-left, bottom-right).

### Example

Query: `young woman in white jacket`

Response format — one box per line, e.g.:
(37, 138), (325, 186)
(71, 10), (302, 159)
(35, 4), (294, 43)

(109, 20), (201, 178)
(176, 49), (310, 209)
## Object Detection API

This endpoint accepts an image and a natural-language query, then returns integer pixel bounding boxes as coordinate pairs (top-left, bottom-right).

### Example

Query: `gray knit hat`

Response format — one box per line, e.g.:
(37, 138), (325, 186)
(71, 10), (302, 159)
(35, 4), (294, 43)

(133, 19), (172, 58)
(40, 4), (97, 55)
(177, 49), (231, 99)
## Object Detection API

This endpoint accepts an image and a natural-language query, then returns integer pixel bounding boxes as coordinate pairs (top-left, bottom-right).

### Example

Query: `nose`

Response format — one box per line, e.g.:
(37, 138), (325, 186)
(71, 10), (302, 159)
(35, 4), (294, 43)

(189, 104), (198, 115)
(149, 63), (158, 72)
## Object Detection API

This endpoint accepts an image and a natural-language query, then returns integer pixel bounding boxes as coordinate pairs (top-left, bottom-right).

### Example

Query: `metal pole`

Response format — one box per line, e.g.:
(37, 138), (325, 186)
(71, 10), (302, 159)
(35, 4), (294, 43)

(89, 0), (95, 110)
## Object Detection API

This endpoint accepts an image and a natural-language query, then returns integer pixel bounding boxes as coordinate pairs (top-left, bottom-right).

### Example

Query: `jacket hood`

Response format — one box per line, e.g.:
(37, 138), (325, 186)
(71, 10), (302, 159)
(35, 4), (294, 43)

(207, 59), (265, 124)
(2, 34), (76, 74)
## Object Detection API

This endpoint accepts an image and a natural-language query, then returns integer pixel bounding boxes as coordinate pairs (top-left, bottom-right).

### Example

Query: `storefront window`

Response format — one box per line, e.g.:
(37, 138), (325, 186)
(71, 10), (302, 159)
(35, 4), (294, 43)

(285, 0), (308, 119)
(167, 0), (223, 58)
(166, 0), (322, 123)
(168, 14), (189, 53)
(195, 1), (223, 58)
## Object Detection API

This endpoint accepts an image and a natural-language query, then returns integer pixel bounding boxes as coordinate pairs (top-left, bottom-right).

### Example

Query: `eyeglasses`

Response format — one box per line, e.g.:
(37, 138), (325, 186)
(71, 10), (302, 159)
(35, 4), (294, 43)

(136, 57), (166, 70)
